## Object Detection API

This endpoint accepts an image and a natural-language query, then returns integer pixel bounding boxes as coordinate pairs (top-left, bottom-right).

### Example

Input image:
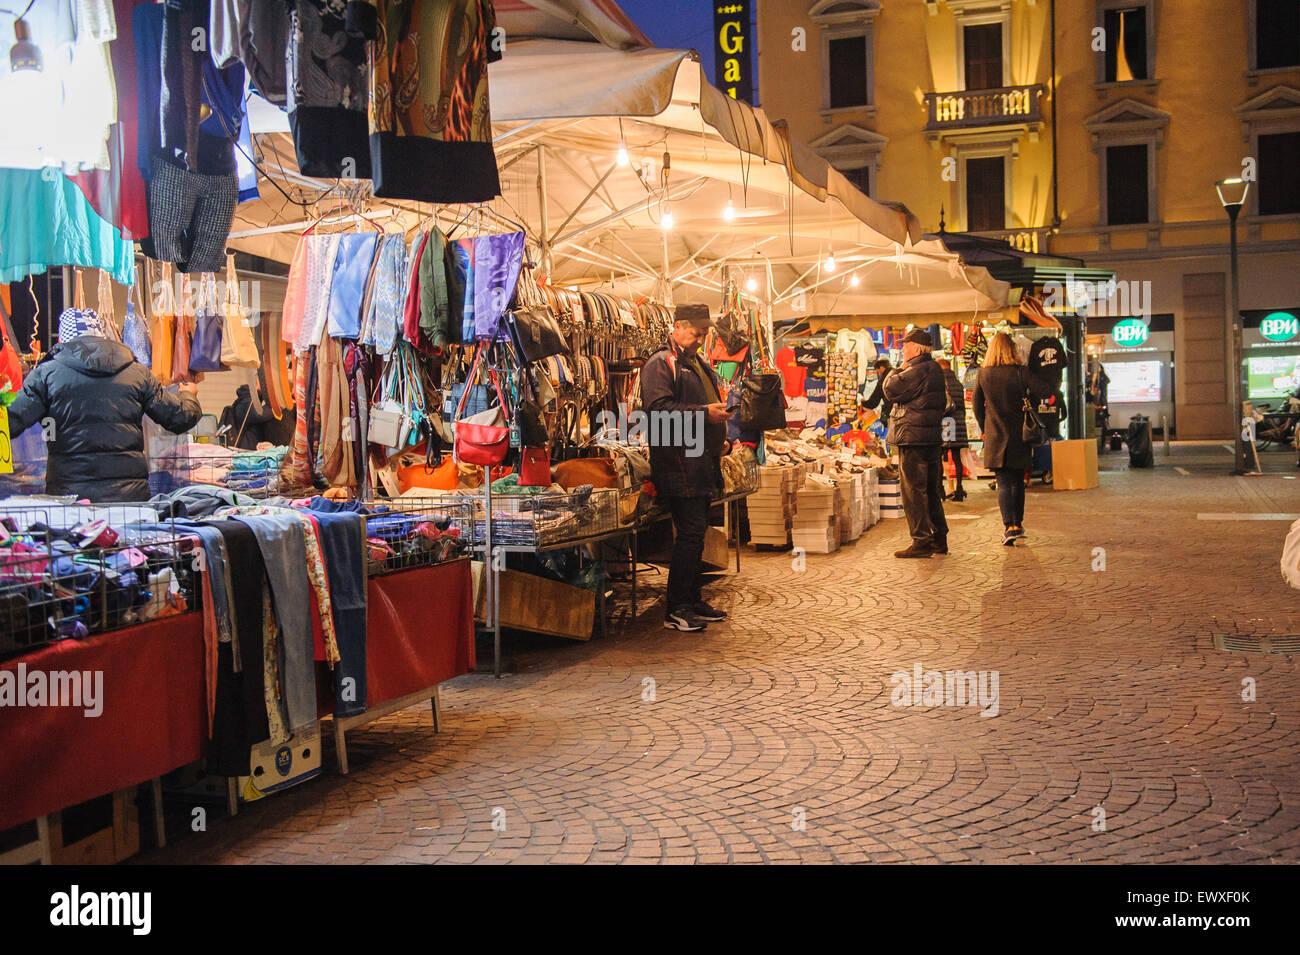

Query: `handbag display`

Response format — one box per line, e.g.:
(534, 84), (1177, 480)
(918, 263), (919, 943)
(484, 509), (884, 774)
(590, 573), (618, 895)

(453, 343), (511, 466)
(553, 456), (618, 490)
(122, 279), (151, 366)
(739, 372), (787, 432)
(518, 446), (552, 486)
(220, 255), (260, 368)
(188, 273), (225, 373)
(514, 397), (550, 448)
(150, 263), (176, 385)
(507, 306), (570, 362)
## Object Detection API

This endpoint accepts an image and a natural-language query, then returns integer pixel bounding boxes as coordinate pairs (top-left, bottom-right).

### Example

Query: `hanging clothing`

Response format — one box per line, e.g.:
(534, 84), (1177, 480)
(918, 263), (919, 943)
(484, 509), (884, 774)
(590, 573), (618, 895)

(210, 0), (289, 106)
(304, 508), (367, 717)
(286, 1), (371, 179)
(327, 233), (380, 339)
(229, 511), (317, 734)
(775, 345), (805, 398)
(207, 519), (272, 776)
(419, 228), (462, 353)
(360, 233), (406, 354)
(0, 0), (117, 171)
(296, 234), (343, 351)
(0, 168), (135, 286)
(471, 232), (525, 339)
(403, 231), (432, 350)
(364, 0), (502, 203)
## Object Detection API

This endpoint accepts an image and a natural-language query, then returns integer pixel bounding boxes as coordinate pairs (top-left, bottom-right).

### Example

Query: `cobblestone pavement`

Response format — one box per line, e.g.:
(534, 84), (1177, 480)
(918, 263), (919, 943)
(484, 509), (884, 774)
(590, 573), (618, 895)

(141, 444), (1300, 864)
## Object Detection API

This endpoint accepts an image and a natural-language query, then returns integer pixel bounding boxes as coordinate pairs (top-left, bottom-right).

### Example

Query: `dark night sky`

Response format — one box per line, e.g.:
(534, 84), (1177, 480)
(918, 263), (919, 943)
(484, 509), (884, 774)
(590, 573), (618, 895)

(615, 0), (756, 101)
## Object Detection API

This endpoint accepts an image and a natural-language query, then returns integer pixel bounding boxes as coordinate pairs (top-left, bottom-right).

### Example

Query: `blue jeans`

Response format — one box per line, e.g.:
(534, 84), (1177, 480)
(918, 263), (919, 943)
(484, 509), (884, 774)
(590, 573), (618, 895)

(994, 468), (1025, 527)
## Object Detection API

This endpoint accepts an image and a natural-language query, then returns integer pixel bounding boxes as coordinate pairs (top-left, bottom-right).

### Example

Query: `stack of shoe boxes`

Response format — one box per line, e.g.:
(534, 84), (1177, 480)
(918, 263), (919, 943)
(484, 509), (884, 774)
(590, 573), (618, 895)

(791, 476), (839, 554)
(750, 465), (798, 546)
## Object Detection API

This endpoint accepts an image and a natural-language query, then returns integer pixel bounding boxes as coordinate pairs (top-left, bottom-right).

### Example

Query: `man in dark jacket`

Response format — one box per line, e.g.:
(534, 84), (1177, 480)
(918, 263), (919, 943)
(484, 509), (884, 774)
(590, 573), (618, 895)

(863, 358), (894, 421)
(640, 304), (731, 632)
(220, 383), (275, 450)
(7, 317), (202, 502)
(882, 328), (949, 558)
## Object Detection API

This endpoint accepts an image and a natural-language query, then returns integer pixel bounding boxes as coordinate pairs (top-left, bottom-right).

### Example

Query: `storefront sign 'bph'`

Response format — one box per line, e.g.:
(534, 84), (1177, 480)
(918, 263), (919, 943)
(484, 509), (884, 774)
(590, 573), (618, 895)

(714, 1), (753, 103)
(1261, 311), (1300, 342)
(1111, 318), (1149, 347)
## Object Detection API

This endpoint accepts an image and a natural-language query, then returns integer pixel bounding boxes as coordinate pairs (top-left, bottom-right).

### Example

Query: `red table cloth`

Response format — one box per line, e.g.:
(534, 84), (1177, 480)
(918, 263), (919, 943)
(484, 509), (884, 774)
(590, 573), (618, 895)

(361, 559), (475, 706)
(1, 560), (475, 831)
(0, 614), (206, 832)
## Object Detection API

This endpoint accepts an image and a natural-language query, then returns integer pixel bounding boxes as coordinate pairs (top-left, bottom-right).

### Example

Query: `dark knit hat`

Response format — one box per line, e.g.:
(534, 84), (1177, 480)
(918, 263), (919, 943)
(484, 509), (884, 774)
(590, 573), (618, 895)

(903, 327), (933, 347)
(674, 303), (713, 328)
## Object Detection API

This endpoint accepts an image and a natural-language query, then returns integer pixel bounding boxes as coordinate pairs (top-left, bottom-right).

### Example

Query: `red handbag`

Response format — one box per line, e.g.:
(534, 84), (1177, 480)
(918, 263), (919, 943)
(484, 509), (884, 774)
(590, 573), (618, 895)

(453, 343), (511, 466)
(519, 447), (552, 486)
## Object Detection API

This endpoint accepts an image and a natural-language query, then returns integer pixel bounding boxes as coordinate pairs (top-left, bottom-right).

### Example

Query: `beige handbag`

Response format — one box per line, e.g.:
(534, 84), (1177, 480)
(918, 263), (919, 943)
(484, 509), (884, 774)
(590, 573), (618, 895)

(220, 255), (261, 368)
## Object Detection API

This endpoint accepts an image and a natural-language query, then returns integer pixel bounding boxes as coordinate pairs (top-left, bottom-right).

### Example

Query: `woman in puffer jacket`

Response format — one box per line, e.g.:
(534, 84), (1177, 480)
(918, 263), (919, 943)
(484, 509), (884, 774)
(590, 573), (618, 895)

(6, 313), (202, 502)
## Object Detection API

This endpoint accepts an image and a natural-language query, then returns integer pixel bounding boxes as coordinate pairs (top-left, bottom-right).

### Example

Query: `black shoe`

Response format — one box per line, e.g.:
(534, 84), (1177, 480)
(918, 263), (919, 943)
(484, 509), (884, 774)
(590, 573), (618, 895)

(1009, 525), (1026, 539)
(664, 609), (708, 632)
(691, 601), (727, 622)
(932, 537), (948, 554)
(951, 487), (967, 502)
(894, 542), (933, 559)
(1002, 528), (1016, 546)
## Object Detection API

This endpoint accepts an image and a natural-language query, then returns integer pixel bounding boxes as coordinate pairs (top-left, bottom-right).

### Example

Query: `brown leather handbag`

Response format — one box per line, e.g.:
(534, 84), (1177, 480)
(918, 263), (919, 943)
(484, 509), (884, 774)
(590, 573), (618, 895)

(553, 456), (618, 490)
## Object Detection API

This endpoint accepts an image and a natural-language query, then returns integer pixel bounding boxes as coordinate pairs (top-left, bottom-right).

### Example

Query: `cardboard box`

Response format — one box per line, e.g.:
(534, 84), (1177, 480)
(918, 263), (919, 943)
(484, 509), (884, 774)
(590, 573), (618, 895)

(1051, 439), (1099, 490)
(792, 516), (839, 554)
(471, 562), (596, 640)
(239, 724), (322, 802)
(701, 526), (731, 570)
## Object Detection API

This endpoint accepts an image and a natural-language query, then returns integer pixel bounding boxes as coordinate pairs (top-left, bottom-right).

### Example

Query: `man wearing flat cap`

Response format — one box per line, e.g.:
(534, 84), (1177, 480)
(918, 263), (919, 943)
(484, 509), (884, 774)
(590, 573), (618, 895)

(882, 327), (950, 557)
(641, 304), (732, 631)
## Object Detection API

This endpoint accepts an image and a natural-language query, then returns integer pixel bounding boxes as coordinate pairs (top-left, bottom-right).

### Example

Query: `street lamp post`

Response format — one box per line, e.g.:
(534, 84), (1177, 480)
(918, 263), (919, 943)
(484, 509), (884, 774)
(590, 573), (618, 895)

(1216, 178), (1251, 475)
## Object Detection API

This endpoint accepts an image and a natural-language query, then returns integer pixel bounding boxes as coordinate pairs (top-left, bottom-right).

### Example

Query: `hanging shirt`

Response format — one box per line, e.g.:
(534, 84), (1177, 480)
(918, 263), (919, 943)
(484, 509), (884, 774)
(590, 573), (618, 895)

(472, 232), (526, 340)
(364, 0), (501, 203)
(1028, 336), (1066, 386)
(327, 233), (380, 339)
(0, 168), (135, 286)
(775, 345), (805, 397)
(286, 1), (370, 178)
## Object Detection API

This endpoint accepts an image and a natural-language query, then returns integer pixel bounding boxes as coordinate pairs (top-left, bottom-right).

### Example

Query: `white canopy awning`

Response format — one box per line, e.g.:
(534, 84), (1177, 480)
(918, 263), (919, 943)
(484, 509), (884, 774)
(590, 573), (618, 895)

(232, 2), (1008, 321)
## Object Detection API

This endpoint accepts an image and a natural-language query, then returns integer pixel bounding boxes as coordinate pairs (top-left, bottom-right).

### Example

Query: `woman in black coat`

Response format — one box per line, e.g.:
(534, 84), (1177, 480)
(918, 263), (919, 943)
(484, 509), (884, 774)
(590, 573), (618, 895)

(972, 331), (1032, 545)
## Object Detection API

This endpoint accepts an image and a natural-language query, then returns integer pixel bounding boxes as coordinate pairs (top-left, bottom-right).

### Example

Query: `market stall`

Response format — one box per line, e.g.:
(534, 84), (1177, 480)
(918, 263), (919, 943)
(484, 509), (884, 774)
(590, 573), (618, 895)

(0, 0), (1019, 860)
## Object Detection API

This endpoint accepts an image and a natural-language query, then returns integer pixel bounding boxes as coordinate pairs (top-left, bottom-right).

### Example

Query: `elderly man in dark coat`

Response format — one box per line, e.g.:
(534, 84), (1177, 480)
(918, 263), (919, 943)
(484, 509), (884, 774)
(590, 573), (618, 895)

(640, 304), (732, 631)
(882, 328), (950, 558)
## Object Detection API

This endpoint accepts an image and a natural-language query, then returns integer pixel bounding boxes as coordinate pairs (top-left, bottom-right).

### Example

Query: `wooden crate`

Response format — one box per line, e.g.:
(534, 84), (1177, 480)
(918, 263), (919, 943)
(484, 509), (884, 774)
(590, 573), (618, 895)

(46, 788), (141, 865)
(471, 562), (596, 641)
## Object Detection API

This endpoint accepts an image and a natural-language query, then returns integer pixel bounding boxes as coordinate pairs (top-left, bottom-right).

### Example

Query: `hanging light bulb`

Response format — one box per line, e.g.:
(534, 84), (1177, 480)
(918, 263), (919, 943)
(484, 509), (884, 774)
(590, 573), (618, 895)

(849, 274), (860, 287)
(723, 200), (736, 222)
(616, 140), (629, 166)
(10, 19), (42, 72)
(746, 277), (758, 292)
(824, 253), (837, 273)
(661, 210), (674, 230)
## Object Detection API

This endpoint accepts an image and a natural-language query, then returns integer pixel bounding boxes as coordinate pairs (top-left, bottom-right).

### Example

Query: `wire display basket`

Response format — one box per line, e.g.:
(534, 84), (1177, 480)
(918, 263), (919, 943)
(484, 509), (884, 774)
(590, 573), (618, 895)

(0, 502), (199, 659)
(148, 443), (289, 499)
(473, 486), (622, 548)
(360, 498), (476, 575)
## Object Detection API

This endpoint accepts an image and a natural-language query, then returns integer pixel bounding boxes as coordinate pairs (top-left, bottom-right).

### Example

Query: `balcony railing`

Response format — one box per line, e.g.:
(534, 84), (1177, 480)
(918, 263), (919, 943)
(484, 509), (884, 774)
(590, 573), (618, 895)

(924, 84), (1046, 131)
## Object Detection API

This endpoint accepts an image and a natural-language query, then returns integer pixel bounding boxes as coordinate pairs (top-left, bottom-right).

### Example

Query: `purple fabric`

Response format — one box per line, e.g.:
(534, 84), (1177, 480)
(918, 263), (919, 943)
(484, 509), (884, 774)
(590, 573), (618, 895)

(471, 232), (525, 340)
